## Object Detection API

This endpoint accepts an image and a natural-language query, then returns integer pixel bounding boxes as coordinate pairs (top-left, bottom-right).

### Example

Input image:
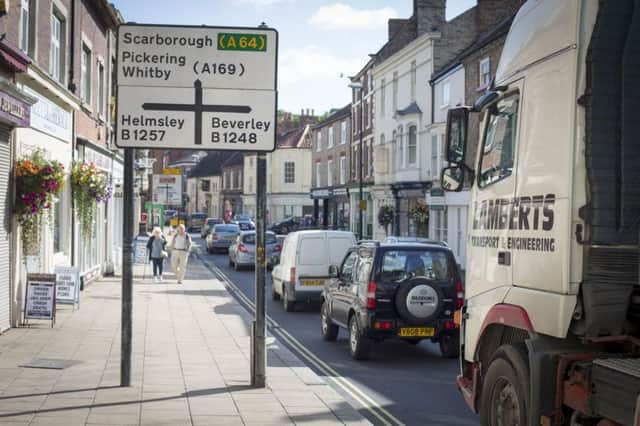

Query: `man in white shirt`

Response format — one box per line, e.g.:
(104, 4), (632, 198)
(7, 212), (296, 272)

(170, 224), (192, 284)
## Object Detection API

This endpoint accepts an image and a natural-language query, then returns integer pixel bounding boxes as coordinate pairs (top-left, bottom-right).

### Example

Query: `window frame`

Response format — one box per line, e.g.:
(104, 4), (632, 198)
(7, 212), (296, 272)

(80, 44), (92, 104)
(340, 121), (347, 145)
(328, 126), (334, 148)
(477, 92), (520, 189)
(50, 12), (65, 82)
(97, 60), (106, 118)
(283, 161), (295, 184)
(339, 154), (346, 185)
(479, 57), (491, 89)
(316, 131), (322, 152)
(410, 60), (417, 102)
(20, 0), (30, 53)
(407, 125), (417, 166)
(442, 80), (451, 107)
(380, 78), (386, 117)
(327, 159), (333, 187)
(392, 71), (398, 112)
(315, 161), (322, 187)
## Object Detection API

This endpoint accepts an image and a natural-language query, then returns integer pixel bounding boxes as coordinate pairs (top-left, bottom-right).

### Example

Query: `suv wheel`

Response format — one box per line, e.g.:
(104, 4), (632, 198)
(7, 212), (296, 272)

(395, 278), (444, 325)
(321, 302), (338, 341)
(439, 332), (459, 358)
(283, 285), (295, 312)
(349, 315), (370, 360)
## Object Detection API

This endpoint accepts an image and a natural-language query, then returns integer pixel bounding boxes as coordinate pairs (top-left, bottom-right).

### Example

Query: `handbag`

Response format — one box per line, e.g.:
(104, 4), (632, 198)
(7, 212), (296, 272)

(161, 250), (169, 259)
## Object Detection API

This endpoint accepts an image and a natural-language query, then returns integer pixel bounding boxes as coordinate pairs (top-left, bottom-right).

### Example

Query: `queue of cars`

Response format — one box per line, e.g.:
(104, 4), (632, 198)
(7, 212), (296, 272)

(204, 223), (462, 361)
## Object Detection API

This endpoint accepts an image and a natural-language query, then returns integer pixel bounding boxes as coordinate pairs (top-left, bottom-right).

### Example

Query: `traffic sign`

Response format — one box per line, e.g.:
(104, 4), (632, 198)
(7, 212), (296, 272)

(116, 24), (278, 152)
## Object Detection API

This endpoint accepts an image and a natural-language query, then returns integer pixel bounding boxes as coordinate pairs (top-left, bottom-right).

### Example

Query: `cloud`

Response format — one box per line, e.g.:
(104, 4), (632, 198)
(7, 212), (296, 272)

(227, 0), (294, 7)
(308, 3), (398, 31)
(279, 45), (367, 85)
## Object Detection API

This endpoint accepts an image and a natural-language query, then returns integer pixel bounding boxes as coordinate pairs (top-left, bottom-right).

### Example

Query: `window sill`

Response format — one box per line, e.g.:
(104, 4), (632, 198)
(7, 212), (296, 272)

(439, 104), (450, 110)
(80, 102), (93, 114)
(476, 83), (490, 93)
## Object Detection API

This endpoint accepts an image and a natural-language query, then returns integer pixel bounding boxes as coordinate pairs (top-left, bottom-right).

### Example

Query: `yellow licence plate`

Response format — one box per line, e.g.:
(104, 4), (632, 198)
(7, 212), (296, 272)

(302, 279), (324, 286)
(399, 327), (435, 337)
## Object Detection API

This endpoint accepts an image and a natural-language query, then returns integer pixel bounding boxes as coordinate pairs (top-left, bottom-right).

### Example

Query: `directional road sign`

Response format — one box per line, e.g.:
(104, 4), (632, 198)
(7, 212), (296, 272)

(116, 24), (277, 151)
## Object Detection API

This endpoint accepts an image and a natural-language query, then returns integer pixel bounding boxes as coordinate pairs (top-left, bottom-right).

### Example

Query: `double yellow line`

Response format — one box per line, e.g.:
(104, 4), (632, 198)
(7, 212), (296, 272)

(203, 257), (404, 426)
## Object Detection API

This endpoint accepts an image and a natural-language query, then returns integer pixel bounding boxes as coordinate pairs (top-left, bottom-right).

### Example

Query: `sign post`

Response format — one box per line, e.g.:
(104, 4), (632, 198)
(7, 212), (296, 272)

(116, 23), (277, 388)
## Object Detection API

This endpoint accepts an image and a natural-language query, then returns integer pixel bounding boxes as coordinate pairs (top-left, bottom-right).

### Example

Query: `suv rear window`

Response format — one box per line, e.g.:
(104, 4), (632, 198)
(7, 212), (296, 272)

(381, 250), (451, 281)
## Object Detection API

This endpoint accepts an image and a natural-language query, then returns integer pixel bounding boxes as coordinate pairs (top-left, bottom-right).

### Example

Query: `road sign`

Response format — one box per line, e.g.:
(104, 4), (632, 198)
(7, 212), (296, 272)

(116, 24), (277, 152)
(163, 168), (181, 175)
(152, 174), (182, 205)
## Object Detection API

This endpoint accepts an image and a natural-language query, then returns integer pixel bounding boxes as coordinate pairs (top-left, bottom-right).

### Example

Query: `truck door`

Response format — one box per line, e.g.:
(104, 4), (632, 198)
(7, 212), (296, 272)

(467, 90), (521, 299)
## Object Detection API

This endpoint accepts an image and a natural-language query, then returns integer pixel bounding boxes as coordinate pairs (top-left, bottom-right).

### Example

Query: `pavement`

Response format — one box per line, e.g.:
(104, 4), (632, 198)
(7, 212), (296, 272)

(0, 255), (369, 425)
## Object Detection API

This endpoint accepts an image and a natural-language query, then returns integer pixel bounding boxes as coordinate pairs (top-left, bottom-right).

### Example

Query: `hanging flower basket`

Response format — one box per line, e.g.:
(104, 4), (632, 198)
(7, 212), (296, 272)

(377, 205), (396, 235)
(71, 162), (112, 241)
(15, 150), (65, 256)
(409, 203), (429, 225)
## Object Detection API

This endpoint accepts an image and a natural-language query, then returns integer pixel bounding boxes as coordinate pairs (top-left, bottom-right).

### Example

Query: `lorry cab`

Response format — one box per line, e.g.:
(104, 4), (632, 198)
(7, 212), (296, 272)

(442, 0), (640, 425)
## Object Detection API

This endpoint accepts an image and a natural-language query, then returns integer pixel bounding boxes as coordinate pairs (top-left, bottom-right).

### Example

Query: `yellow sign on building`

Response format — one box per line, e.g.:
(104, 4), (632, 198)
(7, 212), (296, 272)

(163, 168), (181, 175)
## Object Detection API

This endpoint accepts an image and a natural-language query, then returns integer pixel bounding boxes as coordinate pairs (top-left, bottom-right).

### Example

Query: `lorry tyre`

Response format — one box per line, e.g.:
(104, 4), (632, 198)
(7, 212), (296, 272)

(439, 332), (460, 358)
(349, 315), (371, 360)
(321, 301), (339, 341)
(395, 278), (443, 325)
(480, 344), (530, 426)
(283, 285), (295, 312)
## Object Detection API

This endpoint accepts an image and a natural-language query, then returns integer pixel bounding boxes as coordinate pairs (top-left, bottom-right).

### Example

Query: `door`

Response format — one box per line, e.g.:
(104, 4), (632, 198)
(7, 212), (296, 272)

(467, 89), (522, 299)
(332, 251), (358, 327)
(0, 126), (12, 332)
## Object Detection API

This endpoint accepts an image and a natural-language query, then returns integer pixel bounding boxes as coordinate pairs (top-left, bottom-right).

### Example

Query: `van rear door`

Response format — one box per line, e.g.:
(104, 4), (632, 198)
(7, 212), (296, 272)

(296, 235), (328, 288)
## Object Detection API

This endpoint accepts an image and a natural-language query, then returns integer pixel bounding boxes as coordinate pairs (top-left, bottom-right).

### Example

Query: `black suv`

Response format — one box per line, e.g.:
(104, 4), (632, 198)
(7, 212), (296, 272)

(320, 242), (463, 360)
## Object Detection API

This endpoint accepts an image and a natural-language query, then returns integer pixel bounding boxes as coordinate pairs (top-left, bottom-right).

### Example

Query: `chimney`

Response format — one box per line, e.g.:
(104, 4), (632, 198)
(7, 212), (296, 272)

(414, 0), (446, 35)
(388, 18), (409, 40)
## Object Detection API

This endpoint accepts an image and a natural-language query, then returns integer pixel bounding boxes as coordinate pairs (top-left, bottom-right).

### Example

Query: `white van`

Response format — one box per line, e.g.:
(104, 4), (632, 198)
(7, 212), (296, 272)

(271, 230), (356, 312)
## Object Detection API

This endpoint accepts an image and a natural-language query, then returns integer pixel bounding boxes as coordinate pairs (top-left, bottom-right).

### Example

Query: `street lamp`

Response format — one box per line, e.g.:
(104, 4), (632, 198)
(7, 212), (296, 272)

(348, 81), (364, 239)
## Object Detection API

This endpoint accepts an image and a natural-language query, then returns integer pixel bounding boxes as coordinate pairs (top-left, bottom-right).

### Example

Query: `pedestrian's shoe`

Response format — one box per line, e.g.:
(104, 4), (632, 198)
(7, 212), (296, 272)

(153, 276), (158, 283)
(159, 275), (163, 282)
(177, 280), (182, 284)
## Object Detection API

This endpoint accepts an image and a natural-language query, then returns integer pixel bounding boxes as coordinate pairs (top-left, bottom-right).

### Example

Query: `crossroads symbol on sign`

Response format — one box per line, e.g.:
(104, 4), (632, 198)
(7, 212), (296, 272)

(142, 79), (252, 145)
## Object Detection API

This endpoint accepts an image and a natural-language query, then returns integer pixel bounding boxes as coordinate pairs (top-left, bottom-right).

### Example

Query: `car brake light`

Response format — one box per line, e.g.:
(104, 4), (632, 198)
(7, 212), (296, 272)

(456, 281), (464, 309)
(290, 267), (296, 283)
(238, 244), (248, 253)
(273, 244), (281, 253)
(374, 321), (392, 330)
(366, 281), (377, 310)
(445, 321), (458, 330)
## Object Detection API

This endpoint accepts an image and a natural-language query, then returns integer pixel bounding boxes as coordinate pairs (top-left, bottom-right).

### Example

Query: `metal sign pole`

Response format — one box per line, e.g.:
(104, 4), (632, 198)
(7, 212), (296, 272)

(121, 148), (134, 387)
(252, 153), (267, 387)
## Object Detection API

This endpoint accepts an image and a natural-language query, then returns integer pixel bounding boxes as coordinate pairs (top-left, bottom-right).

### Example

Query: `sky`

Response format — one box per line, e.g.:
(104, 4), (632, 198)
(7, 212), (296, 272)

(112, 0), (477, 115)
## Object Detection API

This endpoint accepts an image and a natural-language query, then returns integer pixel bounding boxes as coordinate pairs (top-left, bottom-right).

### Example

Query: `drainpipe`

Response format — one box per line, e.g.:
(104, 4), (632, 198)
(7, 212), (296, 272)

(67, 0), (77, 94)
(69, 0), (77, 269)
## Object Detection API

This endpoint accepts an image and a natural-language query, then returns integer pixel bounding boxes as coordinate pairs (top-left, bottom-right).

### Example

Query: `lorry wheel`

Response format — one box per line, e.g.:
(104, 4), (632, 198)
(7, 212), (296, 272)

(283, 286), (295, 312)
(321, 301), (339, 341)
(480, 344), (529, 426)
(439, 333), (460, 358)
(349, 315), (371, 360)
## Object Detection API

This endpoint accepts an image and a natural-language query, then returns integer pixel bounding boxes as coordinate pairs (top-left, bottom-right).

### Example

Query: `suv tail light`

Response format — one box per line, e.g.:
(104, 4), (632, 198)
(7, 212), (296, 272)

(366, 281), (377, 310)
(290, 267), (296, 283)
(238, 244), (248, 253)
(456, 281), (464, 309)
(273, 244), (281, 253)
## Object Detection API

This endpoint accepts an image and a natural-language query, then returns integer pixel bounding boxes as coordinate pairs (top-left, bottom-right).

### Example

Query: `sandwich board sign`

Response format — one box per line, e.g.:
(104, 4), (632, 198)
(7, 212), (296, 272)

(116, 24), (278, 152)
(24, 274), (57, 327)
(54, 266), (80, 308)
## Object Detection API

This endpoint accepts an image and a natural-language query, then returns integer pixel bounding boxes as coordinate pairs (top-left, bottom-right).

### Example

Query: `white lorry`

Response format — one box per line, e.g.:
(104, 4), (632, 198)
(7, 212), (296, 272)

(441, 0), (640, 424)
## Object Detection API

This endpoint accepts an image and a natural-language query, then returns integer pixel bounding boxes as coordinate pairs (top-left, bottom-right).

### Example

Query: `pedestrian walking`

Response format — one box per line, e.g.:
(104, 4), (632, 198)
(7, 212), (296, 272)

(146, 227), (168, 283)
(170, 224), (192, 284)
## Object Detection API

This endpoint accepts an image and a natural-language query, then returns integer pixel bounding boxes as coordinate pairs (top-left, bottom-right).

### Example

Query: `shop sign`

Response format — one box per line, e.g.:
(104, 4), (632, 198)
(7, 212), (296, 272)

(54, 266), (80, 307)
(84, 147), (112, 172)
(152, 174), (182, 204)
(163, 168), (181, 175)
(0, 90), (30, 127)
(333, 187), (349, 197)
(23, 86), (72, 142)
(24, 274), (57, 326)
(311, 188), (331, 199)
(428, 187), (446, 211)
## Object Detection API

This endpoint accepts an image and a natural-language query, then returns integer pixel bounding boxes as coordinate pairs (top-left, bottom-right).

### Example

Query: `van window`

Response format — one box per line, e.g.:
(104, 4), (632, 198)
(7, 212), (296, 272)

(299, 237), (327, 265)
(479, 94), (519, 187)
(328, 237), (354, 265)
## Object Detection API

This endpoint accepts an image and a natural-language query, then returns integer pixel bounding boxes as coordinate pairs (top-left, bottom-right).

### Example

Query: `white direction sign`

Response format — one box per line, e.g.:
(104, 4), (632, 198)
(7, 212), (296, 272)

(116, 24), (277, 152)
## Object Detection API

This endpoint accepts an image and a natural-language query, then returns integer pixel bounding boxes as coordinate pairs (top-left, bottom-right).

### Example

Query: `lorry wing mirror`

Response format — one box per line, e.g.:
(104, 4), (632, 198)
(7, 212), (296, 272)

(446, 107), (470, 164)
(328, 265), (339, 278)
(441, 166), (465, 192)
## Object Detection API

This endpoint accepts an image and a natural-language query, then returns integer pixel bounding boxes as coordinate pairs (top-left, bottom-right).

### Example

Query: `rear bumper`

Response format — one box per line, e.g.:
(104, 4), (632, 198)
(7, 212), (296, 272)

(211, 241), (233, 249)
(288, 282), (323, 303)
(359, 313), (456, 341)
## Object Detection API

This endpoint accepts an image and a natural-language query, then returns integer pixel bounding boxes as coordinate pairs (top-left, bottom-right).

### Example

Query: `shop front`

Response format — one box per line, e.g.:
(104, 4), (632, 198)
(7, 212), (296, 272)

(331, 187), (350, 231)
(0, 60), (33, 331)
(311, 188), (330, 228)
(391, 182), (431, 237)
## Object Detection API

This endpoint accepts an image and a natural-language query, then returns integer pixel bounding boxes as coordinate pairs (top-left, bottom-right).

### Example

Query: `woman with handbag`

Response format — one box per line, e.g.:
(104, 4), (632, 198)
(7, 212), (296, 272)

(147, 227), (168, 283)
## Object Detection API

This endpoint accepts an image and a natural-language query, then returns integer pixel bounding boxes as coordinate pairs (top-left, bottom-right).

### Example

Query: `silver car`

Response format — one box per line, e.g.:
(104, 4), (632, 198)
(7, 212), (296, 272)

(228, 231), (281, 270)
(206, 224), (240, 253)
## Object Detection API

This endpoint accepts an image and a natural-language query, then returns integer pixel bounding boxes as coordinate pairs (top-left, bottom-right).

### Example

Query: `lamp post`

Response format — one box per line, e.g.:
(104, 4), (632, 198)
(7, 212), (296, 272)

(348, 81), (364, 239)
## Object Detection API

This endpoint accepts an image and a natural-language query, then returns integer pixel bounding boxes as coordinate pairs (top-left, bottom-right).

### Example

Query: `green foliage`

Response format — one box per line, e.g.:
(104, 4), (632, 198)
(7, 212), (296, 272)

(71, 162), (112, 241)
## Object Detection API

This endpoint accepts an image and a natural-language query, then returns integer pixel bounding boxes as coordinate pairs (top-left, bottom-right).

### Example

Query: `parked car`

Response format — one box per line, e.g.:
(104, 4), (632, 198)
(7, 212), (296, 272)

(320, 241), (463, 360)
(270, 216), (316, 234)
(383, 236), (448, 246)
(188, 212), (208, 232)
(206, 224), (240, 253)
(228, 231), (281, 271)
(271, 230), (356, 312)
(201, 218), (223, 238)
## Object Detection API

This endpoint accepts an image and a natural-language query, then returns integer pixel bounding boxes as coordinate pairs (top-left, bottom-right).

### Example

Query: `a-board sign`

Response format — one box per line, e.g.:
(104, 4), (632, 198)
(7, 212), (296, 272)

(54, 266), (80, 305)
(116, 24), (278, 152)
(25, 274), (56, 325)
(134, 236), (149, 264)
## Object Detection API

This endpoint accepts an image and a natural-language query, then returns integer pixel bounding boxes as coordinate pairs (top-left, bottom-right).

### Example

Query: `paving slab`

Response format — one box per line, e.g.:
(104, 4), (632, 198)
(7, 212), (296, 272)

(0, 257), (369, 425)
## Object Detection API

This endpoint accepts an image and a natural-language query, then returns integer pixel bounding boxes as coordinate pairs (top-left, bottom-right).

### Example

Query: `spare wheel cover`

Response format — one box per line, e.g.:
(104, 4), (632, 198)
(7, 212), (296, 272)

(406, 284), (439, 319)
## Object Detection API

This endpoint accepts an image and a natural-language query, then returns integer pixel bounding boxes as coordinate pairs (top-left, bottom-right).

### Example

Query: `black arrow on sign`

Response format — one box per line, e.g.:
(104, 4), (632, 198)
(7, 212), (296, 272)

(142, 79), (252, 145)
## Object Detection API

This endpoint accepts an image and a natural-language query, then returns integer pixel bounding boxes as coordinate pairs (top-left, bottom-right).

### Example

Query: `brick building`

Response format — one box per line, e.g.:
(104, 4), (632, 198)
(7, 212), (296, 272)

(310, 105), (351, 230)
